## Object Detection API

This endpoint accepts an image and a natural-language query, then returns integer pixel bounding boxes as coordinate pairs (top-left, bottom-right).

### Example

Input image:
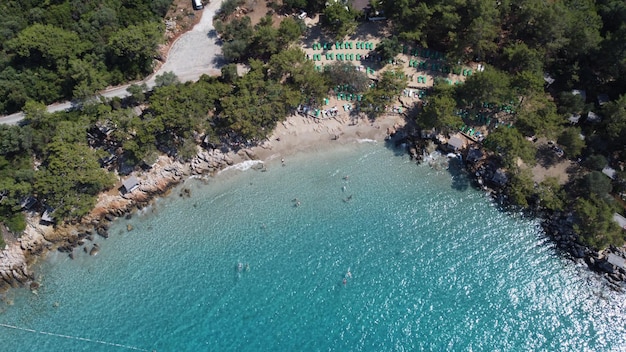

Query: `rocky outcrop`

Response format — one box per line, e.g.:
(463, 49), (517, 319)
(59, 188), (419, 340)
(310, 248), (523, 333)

(0, 149), (254, 292)
(0, 242), (33, 292)
(190, 149), (235, 175)
(0, 155), (190, 291)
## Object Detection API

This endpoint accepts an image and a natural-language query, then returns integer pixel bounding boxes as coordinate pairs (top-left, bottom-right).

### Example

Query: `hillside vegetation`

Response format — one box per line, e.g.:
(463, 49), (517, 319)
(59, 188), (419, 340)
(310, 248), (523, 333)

(0, 0), (171, 114)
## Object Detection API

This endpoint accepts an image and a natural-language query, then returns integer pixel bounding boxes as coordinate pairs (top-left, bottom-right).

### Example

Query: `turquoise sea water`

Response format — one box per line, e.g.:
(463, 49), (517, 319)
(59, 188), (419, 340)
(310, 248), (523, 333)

(1, 142), (625, 351)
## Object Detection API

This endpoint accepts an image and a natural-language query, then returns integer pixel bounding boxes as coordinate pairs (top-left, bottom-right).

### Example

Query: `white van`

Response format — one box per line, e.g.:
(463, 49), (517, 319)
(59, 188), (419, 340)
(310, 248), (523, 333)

(192, 0), (203, 10)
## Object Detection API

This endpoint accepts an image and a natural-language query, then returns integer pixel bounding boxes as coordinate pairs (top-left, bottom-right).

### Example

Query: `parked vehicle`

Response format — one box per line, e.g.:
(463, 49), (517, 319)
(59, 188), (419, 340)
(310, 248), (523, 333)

(192, 0), (203, 10)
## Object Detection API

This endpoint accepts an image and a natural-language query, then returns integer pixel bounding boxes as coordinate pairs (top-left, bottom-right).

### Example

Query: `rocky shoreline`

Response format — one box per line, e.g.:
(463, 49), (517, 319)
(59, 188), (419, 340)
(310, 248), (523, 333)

(393, 125), (626, 291)
(3, 114), (624, 294)
(0, 112), (404, 294)
(0, 147), (242, 293)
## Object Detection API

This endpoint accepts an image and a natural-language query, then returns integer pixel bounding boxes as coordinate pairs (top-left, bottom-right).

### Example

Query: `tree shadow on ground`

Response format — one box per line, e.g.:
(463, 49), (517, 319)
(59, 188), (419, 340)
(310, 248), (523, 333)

(536, 144), (561, 168)
(302, 20), (386, 51)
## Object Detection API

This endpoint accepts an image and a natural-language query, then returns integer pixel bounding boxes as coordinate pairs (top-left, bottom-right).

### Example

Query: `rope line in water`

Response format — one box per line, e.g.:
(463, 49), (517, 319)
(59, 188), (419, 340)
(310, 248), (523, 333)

(0, 323), (152, 351)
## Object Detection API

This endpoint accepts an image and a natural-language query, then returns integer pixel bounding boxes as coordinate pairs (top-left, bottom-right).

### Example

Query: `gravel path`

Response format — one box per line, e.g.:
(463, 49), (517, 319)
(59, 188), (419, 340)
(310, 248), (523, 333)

(0, 1), (225, 124)
(147, 0), (225, 85)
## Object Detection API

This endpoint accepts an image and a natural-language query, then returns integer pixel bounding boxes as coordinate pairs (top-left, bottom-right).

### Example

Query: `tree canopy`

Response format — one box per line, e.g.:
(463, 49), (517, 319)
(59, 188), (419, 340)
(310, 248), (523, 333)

(321, 2), (360, 40)
(0, 0), (169, 114)
(34, 141), (115, 219)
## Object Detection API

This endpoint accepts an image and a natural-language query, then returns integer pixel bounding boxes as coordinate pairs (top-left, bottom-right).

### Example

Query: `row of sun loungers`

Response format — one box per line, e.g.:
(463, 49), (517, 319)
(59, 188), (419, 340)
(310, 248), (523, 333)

(312, 42), (375, 50)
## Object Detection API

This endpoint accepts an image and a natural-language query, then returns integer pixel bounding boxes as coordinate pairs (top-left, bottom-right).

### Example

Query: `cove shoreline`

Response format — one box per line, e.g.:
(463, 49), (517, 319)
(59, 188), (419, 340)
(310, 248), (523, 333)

(397, 127), (626, 290)
(2, 109), (625, 295)
(0, 112), (405, 293)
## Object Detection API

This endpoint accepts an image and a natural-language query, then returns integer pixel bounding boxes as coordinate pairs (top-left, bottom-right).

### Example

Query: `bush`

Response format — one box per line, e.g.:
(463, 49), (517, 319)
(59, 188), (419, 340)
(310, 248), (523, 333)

(583, 170), (612, 196)
(2, 212), (26, 234)
(218, 0), (245, 19)
(584, 154), (607, 171)
(574, 195), (624, 249)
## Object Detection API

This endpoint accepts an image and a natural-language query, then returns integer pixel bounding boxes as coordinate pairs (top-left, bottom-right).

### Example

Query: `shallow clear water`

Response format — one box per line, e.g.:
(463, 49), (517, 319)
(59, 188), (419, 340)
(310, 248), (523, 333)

(1, 142), (625, 351)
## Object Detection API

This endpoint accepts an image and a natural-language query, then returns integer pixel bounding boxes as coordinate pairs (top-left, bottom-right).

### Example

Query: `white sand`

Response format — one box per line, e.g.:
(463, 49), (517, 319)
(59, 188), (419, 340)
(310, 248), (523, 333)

(250, 112), (406, 163)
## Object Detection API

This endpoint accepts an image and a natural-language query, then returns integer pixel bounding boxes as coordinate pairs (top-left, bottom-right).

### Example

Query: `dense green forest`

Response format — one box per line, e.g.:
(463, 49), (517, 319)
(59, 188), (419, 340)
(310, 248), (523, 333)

(370, 0), (626, 248)
(0, 0), (171, 114)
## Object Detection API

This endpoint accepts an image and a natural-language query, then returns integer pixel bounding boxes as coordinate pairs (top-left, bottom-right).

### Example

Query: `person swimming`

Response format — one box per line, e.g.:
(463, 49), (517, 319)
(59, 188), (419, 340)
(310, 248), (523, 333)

(346, 268), (352, 278)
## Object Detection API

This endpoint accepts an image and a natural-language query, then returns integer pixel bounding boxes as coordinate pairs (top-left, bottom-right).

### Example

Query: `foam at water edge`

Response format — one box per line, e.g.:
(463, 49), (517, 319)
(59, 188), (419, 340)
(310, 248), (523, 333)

(217, 159), (264, 174)
(357, 138), (377, 144)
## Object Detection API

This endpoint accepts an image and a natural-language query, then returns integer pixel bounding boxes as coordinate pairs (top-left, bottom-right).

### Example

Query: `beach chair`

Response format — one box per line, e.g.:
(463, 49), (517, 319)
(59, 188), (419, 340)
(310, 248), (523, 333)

(345, 42), (352, 49)
(326, 53), (334, 60)
(356, 54), (362, 60)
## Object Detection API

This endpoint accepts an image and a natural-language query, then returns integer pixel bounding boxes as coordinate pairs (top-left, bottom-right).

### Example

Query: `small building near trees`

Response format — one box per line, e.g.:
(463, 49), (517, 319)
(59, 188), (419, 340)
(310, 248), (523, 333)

(121, 176), (140, 194)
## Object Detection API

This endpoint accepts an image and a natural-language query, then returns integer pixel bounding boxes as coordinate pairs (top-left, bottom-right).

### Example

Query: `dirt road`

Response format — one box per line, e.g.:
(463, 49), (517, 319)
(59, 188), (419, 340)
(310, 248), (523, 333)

(0, 0), (224, 125)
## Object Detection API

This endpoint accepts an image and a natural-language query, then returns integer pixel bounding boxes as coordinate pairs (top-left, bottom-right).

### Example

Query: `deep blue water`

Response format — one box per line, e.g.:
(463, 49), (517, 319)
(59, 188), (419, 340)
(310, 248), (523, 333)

(0, 142), (625, 351)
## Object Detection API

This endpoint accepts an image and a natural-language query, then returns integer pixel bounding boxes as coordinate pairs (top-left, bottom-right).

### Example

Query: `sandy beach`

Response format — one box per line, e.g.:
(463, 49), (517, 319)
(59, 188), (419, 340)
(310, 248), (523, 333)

(252, 112), (406, 162)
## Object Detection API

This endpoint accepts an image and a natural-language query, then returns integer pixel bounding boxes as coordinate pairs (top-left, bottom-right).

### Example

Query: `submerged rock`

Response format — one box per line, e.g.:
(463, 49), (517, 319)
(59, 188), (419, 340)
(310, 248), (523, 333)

(29, 281), (40, 291)
(89, 246), (99, 256)
(96, 227), (109, 239)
